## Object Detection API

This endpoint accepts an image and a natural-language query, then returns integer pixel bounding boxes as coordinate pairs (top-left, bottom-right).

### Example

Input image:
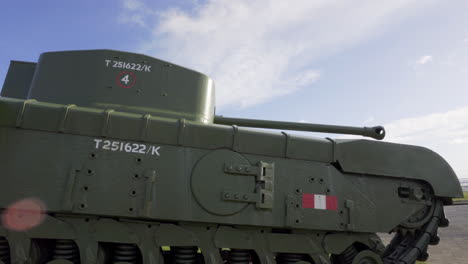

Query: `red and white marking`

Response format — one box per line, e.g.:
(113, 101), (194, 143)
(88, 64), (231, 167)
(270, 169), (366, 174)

(302, 194), (338, 210)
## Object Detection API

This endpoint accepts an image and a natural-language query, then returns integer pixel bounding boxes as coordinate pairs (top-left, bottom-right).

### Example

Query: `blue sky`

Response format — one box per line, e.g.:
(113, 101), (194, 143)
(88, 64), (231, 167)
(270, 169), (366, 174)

(1, 0), (468, 178)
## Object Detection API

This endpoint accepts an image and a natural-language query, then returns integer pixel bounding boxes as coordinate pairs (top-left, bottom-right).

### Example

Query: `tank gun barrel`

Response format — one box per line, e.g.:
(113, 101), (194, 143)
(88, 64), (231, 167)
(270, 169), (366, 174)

(214, 116), (386, 140)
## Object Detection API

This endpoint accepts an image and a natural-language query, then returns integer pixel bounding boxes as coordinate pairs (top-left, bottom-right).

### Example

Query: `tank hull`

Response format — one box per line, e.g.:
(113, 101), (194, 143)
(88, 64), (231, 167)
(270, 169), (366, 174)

(0, 97), (461, 263)
(0, 126), (435, 232)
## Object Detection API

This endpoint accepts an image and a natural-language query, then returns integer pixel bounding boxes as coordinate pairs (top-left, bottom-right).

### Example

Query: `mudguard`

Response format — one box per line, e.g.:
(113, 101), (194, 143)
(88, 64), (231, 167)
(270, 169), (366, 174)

(333, 139), (463, 198)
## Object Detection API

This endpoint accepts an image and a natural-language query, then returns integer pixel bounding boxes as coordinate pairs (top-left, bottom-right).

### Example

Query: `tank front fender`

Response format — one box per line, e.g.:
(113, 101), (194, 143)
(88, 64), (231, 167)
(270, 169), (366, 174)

(333, 139), (463, 198)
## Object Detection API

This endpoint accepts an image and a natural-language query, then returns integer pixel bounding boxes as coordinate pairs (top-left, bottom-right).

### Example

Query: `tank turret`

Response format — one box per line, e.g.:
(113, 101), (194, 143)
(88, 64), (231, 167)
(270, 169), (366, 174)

(2, 50), (215, 122)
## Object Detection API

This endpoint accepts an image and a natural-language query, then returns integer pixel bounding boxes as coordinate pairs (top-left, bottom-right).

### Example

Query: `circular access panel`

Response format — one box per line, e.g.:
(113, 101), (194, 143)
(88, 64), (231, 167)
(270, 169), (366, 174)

(191, 149), (255, 216)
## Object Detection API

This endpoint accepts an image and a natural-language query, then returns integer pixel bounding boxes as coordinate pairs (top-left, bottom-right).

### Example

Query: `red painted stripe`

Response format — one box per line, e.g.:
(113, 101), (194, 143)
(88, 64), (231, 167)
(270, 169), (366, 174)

(302, 193), (315, 208)
(326, 196), (338, 210)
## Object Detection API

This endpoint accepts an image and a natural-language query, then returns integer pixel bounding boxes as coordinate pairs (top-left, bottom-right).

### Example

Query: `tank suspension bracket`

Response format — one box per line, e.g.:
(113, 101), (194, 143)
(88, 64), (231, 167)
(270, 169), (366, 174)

(223, 161), (275, 209)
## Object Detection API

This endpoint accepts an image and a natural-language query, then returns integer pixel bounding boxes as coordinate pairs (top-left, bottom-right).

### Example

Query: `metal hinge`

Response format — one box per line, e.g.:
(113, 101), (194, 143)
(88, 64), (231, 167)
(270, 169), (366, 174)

(222, 161), (274, 209)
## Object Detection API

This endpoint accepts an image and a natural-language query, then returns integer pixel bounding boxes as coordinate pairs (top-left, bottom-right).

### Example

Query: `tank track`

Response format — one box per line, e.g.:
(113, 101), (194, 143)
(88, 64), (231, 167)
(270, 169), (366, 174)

(0, 199), (449, 264)
(382, 199), (447, 264)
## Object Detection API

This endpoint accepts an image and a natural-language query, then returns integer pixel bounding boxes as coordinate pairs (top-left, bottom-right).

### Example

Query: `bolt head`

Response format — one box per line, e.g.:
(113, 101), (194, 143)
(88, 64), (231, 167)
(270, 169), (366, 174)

(413, 187), (424, 200)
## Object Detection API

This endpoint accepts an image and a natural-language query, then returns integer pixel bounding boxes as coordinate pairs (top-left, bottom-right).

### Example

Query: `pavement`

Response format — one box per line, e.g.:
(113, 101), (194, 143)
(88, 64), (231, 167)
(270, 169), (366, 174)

(379, 204), (468, 264)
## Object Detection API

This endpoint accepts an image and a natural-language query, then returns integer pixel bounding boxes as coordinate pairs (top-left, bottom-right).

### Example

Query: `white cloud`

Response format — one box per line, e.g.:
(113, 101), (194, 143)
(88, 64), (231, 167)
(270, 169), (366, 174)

(292, 70), (321, 87)
(123, 0), (144, 11)
(120, 0), (426, 110)
(118, 14), (148, 28)
(416, 55), (433, 65)
(384, 106), (468, 178)
(119, 0), (154, 29)
(451, 138), (468, 144)
(384, 107), (468, 144)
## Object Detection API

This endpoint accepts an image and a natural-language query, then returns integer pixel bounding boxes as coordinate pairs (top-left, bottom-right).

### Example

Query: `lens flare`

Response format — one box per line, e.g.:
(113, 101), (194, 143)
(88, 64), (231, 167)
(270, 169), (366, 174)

(1, 198), (46, 231)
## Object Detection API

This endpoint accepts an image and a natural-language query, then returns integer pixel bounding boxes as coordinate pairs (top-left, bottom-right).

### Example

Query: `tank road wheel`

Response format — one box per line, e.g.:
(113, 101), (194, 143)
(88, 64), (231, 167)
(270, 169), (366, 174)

(330, 244), (384, 264)
(330, 245), (358, 264)
(350, 250), (382, 264)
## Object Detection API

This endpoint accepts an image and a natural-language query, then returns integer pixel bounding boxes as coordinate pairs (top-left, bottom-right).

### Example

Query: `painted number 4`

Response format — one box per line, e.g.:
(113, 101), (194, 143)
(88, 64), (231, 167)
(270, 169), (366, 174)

(116, 71), (136, 88)
(121, 74), (130, 84)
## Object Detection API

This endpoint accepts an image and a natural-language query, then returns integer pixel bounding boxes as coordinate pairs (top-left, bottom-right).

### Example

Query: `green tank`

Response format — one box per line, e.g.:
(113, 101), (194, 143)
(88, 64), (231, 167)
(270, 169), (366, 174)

(0, 50), (463, 264)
